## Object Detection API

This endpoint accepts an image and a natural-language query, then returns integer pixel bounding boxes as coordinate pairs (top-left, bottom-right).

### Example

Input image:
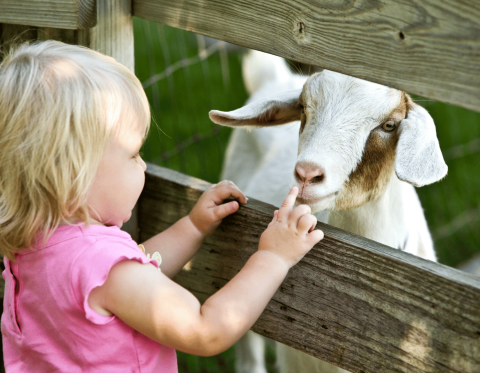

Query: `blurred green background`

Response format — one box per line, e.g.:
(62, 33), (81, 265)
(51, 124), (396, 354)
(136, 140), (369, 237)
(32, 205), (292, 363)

(133, 17), (480, 372)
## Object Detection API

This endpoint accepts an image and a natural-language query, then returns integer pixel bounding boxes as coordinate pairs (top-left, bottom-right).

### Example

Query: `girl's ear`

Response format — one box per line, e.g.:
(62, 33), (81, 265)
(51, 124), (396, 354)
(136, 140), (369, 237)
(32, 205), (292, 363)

(395, 103), (448, 187)
(209, 89), (302, 128)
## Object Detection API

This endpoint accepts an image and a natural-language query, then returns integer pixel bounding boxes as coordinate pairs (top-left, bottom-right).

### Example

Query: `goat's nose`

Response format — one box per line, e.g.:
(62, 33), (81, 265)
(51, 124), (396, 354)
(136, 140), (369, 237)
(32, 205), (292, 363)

(295, 163), (326, 184)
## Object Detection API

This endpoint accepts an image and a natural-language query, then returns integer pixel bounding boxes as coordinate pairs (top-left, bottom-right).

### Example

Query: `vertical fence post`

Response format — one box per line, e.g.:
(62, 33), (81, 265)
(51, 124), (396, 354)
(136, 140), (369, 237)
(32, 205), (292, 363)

(90, 0), (134, 73)
(88, 0), (138, 240)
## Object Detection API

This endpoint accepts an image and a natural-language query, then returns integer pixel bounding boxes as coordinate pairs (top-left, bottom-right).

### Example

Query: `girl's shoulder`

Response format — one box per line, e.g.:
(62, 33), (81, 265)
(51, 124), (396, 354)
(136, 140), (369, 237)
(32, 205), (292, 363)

(53, 222), (133, 243)
(51, 223), (148, 267)
(32, 223), (138, 255)
(23, 223), (151, 277)
(72, 224), (144, 262)
(40, 224), (158, 325)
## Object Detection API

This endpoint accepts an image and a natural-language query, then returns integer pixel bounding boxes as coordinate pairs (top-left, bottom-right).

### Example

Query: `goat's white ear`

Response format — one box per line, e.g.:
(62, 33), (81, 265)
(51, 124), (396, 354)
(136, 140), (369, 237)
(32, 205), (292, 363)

(209, 89), (302, 128)
(395, 104), (447, 187)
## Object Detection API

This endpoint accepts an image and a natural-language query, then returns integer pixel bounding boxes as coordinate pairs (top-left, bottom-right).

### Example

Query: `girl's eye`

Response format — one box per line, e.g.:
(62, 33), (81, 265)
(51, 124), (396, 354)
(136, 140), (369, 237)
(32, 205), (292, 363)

(382, 120), (396, 132)
(133, 152), (143, 158)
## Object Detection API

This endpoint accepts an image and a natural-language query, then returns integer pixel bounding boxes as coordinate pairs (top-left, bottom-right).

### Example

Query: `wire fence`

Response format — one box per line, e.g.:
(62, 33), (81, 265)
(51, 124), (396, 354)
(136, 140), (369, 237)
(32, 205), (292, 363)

(133, 18), (480, 270)
(134, 18), (248, 186)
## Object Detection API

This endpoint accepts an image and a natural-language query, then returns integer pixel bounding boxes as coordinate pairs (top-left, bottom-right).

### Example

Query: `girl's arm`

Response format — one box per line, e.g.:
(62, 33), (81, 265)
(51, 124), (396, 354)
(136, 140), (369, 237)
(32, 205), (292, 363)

(140, 216), (205, 278)
(141, 181), (248, 278)
(89, 187), (323, 356)
(91, 249), (289, 356)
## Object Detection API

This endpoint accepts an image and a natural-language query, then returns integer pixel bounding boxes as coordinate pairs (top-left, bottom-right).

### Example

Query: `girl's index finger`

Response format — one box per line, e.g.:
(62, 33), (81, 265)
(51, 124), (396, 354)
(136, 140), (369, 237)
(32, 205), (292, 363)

(276, 186), (298, 222)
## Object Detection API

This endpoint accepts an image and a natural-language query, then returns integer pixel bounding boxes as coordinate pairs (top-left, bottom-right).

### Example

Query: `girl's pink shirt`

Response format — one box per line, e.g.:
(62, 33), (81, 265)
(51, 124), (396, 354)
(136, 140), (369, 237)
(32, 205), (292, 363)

(1, 224), (177, 373)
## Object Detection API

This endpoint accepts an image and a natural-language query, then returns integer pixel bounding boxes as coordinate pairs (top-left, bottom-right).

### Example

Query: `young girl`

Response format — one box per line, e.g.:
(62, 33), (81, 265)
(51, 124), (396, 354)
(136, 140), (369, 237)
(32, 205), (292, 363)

(0, 41), (323, 372)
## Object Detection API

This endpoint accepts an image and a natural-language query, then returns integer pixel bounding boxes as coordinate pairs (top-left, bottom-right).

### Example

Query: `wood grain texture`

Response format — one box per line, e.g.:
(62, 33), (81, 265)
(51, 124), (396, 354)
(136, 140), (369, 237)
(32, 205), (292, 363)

(134, 0), (480, 112)
(90, 0), (134, 72)
(1, 1), (134, 77)
(0, 0), (133, 68)
(37, 28), (90, 47)
(139, 163), (480, 373)
(0, 0), (96, 29)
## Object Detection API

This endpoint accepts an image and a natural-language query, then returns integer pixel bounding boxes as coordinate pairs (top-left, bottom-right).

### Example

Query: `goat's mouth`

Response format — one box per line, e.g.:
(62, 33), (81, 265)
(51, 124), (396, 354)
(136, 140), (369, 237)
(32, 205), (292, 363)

(296, 191), (337, 207)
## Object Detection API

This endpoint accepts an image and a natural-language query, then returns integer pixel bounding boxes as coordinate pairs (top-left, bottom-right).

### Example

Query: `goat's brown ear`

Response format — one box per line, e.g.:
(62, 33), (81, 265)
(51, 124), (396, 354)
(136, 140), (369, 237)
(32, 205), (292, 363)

(395, 103), (447, 187)
(209, 89), (302, 128)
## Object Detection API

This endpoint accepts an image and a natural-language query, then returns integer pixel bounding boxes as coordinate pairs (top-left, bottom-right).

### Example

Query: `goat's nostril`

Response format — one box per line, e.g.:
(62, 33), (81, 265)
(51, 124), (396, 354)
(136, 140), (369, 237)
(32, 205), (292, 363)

(295, 163), (326, 184)
(310, 174), (324, 184)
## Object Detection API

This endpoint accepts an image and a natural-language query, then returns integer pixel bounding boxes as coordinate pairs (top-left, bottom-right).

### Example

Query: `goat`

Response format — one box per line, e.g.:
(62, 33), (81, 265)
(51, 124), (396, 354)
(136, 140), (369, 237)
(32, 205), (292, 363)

(209, 50), (447, 373)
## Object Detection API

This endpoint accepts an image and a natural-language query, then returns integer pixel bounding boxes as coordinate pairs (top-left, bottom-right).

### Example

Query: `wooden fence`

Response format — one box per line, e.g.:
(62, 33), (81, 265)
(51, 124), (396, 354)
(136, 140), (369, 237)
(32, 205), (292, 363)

(1, 1), (479, 372)
(141, 164), (480, 373)
(134, 0), (480, 112)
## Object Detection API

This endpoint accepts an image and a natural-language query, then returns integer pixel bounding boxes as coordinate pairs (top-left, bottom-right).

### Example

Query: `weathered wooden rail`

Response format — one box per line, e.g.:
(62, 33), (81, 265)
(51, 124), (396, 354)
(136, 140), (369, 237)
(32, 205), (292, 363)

(140, 164), (480, 373)
(1, 0), (480, 372)
(0, 0), (96, 29)
(133, 0), (480, 112)
(1, 0), (479, 112)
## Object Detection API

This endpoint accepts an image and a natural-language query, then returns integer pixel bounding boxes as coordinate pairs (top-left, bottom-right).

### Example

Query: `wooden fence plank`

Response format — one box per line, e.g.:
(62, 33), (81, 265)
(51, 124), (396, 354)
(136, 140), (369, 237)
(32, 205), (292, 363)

(139, 163), (480, 373)
(133, 0), (480, 113)
(90, 0), (134, 72)
(0, 0), (96, 29)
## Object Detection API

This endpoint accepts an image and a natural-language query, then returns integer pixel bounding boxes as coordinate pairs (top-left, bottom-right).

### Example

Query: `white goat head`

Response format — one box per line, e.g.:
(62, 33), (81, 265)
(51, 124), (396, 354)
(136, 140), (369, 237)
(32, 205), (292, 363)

(210, 70), (447, 213)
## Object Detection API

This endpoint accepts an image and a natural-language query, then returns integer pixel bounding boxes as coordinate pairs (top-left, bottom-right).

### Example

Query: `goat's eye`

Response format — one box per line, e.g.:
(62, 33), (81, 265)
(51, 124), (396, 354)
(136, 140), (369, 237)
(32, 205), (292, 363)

(299, 112), (306, 134)
(382, 120), (396, 132)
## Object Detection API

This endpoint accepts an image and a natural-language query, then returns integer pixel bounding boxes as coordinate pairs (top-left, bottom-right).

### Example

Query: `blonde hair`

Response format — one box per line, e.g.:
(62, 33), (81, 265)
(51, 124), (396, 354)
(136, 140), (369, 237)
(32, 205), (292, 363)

(0, 40), (150, 260)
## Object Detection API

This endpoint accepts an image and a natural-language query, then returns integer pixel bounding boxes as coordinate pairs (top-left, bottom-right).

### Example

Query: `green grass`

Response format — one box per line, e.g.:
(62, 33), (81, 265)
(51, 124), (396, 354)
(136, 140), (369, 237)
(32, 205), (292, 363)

(176, 343), (277, 373)
(134, 18), (248, 184)
(133, 18), (480, 372)
(414, 99), (480, 267)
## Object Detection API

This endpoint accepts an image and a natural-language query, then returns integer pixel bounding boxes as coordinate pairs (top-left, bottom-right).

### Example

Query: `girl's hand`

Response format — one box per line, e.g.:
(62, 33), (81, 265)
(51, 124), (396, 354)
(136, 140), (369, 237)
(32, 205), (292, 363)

(189, 180), (247, 236)
(90, 185), (319, 357)
(258, 186), (324, 268)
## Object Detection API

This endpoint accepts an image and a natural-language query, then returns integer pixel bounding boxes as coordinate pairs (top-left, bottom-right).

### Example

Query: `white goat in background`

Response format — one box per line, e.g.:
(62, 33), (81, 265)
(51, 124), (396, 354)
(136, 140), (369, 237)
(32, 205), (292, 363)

(210, 50), (447, 373)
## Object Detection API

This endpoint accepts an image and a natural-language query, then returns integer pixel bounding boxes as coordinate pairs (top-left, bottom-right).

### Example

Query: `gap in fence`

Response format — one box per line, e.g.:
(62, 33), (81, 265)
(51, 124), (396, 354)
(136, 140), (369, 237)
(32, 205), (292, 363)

(131, 16), (480, 372)
(133, 17), (480, 270)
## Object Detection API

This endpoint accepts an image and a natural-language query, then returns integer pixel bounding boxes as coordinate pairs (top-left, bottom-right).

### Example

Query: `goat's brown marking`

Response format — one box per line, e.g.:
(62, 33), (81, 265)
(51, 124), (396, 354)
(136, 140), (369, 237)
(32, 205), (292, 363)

(335, 92), (410, 210)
